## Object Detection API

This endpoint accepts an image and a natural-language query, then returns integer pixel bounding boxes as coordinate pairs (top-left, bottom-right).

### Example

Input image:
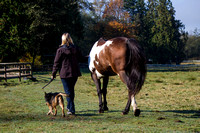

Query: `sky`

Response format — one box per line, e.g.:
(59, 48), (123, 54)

(171, 0), (200, 34)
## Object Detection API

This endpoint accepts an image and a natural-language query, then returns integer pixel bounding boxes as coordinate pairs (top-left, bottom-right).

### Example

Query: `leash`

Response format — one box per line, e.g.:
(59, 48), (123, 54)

(42, 78), (54, 89)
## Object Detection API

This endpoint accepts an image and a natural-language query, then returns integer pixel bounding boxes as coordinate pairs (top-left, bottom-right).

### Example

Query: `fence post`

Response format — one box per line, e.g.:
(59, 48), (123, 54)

(30, 63), (33, 78)
(19, 64), (21, 82)
(4, 64), (7, 82)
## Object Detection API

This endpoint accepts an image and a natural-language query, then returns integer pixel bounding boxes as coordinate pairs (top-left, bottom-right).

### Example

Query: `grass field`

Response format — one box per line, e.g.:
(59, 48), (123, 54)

(0, 69), (200, 132)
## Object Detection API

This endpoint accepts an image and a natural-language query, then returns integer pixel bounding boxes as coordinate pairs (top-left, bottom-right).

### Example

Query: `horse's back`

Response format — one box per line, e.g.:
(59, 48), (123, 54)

(89, 37), (129, 78)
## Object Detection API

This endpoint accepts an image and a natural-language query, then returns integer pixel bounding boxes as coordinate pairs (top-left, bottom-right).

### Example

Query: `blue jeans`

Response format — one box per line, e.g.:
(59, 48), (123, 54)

(61, 77), (77, 113)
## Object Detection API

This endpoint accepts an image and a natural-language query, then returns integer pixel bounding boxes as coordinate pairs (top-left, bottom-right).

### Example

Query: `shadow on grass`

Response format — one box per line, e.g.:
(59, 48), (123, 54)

(0, 76), (55, 87)
(0, 110), (101, 122)
(143, 109), (200, 118)
(162, 110), (200, 118)
(0, 109), (127, 123)
(0, 82), (20, 87)
(77, 109), (123, 115)
(0, 113), (85, 122)
(1, 109), (199, 122)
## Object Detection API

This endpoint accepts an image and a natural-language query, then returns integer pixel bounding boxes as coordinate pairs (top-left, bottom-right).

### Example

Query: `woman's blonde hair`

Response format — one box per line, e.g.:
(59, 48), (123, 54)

(61, 33), (74, 46)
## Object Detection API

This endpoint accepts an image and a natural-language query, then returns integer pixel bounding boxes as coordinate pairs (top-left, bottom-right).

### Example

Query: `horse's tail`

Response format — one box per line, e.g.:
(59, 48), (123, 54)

(126, 38), (147, 96)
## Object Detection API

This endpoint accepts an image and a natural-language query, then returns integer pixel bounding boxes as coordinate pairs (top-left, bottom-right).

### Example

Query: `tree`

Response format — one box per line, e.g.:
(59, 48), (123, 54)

(124, 0), (151, 58)
(0, 0), (28, 62)
(23, 1), (53, 65)
(185, 28), (200, 59)
(152, 0), (187, 63)
(103, 0), (130, 22)
(26, 0), (84, 65)
(145, 0), (158, 61)
(100, 0), (135, 39)
(103, 20), (135, 39)
(92, 0), (108, 21)
(123, 0), (187, 64)
(0, 0), (84, 64)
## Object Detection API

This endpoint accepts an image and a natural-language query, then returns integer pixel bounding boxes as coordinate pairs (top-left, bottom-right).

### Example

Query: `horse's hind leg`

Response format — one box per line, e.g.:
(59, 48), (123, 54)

(122, 91), (131, 115)
(119, 71), (140, 116)
(118, 71), (131, 115)
(131, 95), (140, 116)
(118, 71), (128, 84)
(122, 93), (140, 116)
(102, 76), (109, 111)
(91, 72), (104, 113)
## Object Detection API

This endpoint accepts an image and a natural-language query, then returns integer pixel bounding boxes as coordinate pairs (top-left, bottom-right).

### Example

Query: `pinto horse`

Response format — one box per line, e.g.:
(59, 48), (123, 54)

(88, 37), (147, 116)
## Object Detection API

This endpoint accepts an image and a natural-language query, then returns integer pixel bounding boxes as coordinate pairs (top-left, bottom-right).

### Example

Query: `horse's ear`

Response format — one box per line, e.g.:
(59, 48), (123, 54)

(97, 38), (106, 46)
(98, 37), (105, 41)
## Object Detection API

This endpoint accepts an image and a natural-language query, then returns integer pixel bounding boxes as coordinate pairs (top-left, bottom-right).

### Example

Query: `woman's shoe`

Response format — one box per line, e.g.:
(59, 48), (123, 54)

(67, 111), (75, 115)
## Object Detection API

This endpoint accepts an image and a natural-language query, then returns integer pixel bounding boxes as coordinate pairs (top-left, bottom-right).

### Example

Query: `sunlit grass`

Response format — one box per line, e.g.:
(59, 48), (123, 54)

(0, 70), (199, 132)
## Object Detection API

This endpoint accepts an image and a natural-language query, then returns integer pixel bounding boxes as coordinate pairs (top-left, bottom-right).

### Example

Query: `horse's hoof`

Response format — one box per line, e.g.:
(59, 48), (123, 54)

(99, 109), (104, 113)
(104, 106), (109, 111)
(134, 109), (141, 117)
(122, 111), (129, 115)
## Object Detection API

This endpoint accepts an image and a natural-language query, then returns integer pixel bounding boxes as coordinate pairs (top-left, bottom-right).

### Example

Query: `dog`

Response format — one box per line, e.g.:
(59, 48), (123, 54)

(44, 92), (69, 117)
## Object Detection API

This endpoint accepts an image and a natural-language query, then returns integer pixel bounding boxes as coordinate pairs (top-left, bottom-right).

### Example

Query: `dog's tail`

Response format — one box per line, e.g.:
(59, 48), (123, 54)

(54, 93), (69, 105)
(57, 93), (69, 97)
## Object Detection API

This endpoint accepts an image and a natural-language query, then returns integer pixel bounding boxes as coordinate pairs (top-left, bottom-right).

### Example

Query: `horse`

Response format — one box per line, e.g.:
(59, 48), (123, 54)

(88, 37), (147, 116)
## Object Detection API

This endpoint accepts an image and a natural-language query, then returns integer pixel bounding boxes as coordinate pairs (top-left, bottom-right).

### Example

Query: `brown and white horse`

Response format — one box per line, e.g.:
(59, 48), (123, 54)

(88, 37), (147, 116)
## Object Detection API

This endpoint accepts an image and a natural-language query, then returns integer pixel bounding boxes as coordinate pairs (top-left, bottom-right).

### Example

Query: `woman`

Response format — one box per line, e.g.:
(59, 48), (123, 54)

(51, 33), (83, 115)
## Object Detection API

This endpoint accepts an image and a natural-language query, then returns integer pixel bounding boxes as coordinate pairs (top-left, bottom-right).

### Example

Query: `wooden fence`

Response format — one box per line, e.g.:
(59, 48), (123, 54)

(147, 64), (200, 71)
(34, 63), (200, 72)
(0, 62), (33, 82)
(1, 62), (199, 82)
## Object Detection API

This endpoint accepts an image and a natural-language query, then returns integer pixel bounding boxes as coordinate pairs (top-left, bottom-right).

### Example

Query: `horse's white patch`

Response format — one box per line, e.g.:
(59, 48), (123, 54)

(88, 40), (113, 79)
(131, 95), (137, 111)
(95, 70), (104, 78)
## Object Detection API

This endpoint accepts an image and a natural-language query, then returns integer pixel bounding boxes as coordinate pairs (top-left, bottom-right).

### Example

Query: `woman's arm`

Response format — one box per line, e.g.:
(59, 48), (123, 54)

(52, 49), (62, 79)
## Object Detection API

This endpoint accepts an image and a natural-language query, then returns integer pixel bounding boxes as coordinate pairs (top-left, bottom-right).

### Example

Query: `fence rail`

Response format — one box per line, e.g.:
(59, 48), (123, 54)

(147, 64), (200, 71)
(1, 62), (199, 82)
(33, 63), (200, 72)
(0, 62), (33, 82)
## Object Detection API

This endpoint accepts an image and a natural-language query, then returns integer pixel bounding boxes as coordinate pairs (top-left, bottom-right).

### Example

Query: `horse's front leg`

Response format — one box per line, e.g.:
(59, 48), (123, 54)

(91, 72), (104, 113)
(102, 76), (109, 111)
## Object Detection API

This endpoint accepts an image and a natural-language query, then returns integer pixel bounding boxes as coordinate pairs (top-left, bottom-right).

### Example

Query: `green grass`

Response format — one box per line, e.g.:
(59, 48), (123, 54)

(0, 70), (200, 132)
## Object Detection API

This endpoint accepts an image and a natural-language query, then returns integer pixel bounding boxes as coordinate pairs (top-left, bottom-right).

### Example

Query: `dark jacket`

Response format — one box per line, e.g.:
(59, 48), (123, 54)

(52, 44), (82, 78)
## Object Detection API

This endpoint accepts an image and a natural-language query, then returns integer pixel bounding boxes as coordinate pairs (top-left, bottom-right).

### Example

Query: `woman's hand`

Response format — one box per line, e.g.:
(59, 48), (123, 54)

(51, 75), (56, 79)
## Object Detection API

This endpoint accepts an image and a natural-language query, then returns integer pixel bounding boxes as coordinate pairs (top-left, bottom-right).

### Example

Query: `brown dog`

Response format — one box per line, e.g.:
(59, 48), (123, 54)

(44, 92), (69, 117)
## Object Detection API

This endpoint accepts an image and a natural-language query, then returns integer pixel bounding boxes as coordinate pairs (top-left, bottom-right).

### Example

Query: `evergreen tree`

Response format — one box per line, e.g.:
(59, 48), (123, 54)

(144, 0), (157, 62)
(124, 0), (187, 64)
(124, 0), (146, 40)
(124, 0), (150, 59)
(0, 0), (28, 62)
(0, 0), (84, 64)
(25, 0), (84, 64)
(150, 0), (186, 63)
